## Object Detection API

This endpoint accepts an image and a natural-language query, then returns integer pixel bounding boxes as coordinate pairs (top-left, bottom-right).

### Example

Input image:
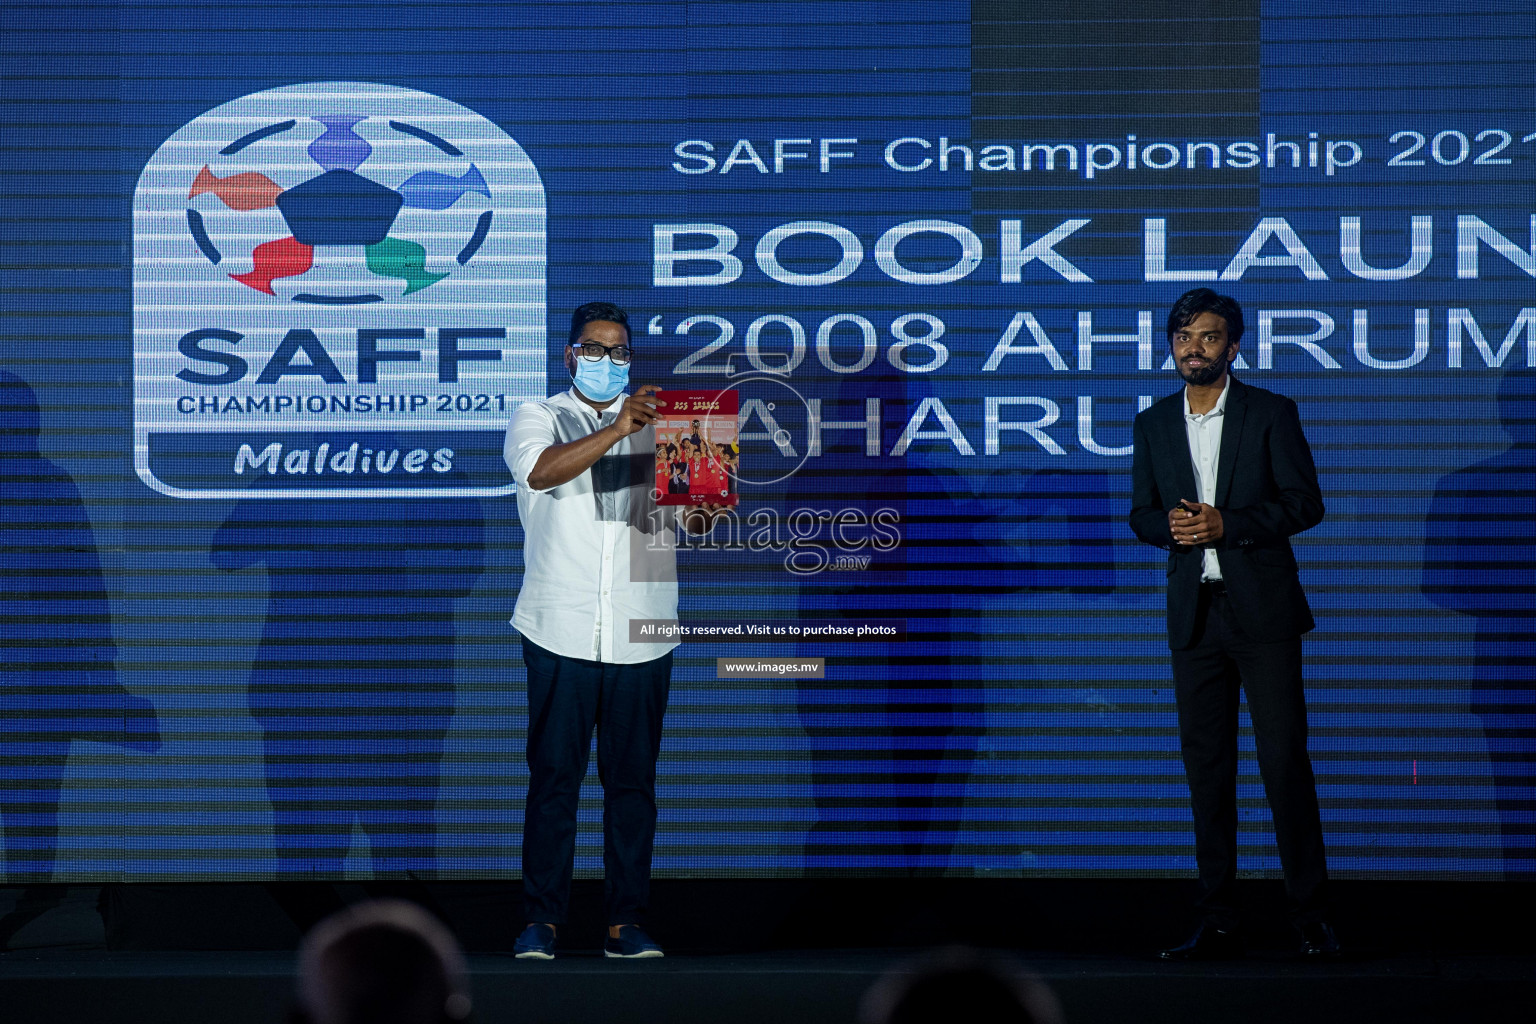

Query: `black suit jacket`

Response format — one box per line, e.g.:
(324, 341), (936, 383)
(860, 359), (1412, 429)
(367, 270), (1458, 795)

(1130, 377), (1324, 649)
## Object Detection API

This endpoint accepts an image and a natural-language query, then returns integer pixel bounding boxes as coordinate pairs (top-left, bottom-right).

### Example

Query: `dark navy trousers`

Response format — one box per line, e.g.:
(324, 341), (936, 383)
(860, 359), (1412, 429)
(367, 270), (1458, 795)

(520, 637), (671, 926)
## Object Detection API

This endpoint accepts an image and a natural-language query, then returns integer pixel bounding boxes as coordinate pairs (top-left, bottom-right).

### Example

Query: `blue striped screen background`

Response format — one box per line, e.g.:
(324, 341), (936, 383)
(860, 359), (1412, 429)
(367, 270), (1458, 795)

(0, 0), (1531, 880)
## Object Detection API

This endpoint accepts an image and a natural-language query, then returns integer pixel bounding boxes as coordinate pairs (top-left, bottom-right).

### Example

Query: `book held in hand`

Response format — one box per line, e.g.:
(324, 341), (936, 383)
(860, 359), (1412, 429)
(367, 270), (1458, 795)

(654, 390), (738, 506)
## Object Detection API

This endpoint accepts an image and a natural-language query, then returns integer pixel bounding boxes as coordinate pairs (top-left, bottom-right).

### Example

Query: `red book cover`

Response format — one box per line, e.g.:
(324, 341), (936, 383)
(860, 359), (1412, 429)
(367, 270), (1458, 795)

(654, 390), (738, 506)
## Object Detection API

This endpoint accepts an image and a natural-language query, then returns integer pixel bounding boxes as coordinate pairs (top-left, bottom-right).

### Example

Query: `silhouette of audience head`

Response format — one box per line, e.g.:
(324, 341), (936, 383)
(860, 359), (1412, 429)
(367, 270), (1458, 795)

(292, 900), (472, 1024)
(859, 946), (1064, 1024)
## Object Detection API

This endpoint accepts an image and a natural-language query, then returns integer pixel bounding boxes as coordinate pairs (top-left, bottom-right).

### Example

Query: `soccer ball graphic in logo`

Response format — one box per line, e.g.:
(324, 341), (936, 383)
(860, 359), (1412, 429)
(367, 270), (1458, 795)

(184, 114), (492, 304)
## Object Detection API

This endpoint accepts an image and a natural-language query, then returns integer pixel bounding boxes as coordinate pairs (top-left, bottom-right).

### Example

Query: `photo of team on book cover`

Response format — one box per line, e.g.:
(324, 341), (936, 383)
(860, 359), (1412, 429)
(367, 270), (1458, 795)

(654, 390), (739, 506)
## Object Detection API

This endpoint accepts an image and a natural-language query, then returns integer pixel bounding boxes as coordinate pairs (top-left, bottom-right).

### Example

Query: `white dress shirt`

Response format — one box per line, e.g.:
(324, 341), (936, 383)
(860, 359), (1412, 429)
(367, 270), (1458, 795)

(1184, 378), (1230, 581)
(505, 388), (678, 664)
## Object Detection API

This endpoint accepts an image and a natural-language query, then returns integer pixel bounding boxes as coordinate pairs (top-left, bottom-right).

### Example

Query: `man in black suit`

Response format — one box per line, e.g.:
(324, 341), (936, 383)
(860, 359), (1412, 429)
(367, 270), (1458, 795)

(1130, 288), (1338, 960)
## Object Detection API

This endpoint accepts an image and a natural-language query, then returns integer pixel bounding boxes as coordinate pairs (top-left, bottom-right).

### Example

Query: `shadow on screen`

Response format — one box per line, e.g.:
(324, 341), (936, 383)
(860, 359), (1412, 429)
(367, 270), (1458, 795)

(792, 368), (1118, 876)
(1422, 367), (1536, 879)
(0, 370), (160, 941)
(209, 460), (485, 881)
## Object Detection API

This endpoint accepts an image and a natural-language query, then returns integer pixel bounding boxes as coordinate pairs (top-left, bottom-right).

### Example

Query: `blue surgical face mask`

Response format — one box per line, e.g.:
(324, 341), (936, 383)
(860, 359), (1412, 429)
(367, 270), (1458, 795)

(571, 351), (630, 403)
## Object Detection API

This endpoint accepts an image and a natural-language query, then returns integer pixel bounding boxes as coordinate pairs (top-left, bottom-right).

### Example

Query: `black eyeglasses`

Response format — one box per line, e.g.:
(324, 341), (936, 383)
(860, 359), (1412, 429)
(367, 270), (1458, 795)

(571, 342), (632, 365)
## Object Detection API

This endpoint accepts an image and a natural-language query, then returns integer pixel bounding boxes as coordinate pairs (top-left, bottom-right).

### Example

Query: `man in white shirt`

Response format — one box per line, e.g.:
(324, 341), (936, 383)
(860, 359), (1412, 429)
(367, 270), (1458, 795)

(503, 301), (712, 961)
(1130, 288), (1336, 961)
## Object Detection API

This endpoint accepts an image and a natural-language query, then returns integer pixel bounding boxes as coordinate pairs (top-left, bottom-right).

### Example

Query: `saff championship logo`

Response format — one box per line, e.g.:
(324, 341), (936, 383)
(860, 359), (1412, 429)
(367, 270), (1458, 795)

(184, 115), (492, 304)
(134, 82), (545, 498)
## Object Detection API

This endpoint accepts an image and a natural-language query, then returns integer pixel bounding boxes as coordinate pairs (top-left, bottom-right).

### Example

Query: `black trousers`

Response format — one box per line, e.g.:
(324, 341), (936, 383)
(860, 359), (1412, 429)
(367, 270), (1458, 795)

(1169, 584), (1330, 930)
(520, 637), (671, 926)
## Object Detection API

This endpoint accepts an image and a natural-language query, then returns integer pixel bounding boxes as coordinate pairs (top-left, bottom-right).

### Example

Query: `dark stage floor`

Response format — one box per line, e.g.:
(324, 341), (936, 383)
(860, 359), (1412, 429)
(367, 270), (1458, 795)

(1, 948), (1531, 1024)
(2, 881), (1533, 1023)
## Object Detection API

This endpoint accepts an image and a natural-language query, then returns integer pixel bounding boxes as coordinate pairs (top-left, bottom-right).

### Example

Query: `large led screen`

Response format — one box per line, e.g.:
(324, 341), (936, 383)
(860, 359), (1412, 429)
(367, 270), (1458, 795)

(2, 0), (1532, 881)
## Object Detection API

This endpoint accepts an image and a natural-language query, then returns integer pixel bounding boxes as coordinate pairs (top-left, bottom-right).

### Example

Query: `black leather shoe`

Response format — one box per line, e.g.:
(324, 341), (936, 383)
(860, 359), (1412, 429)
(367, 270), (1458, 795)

(1158, 922), (1244, 961)
(1298, 921), (1341, 959)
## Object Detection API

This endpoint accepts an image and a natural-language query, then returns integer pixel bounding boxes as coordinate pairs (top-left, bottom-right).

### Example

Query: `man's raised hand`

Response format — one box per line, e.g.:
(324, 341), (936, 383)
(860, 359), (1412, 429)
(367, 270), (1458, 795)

(612, 385), (662, 438)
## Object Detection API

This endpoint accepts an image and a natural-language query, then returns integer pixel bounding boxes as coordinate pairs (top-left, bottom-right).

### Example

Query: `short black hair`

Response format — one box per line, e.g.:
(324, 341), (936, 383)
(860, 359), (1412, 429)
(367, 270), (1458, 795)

(293, 900), (470, 1024)
(568, 301), (631, 347)
(1167, 288), (1244, 346)
(859, 947), (1062, 1024)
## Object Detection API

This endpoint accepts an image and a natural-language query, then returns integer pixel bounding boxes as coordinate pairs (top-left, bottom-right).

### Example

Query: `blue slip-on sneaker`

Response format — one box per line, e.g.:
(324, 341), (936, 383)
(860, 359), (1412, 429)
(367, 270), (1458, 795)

(603, 925), (664, 958)
(513, 923), (557, 960)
